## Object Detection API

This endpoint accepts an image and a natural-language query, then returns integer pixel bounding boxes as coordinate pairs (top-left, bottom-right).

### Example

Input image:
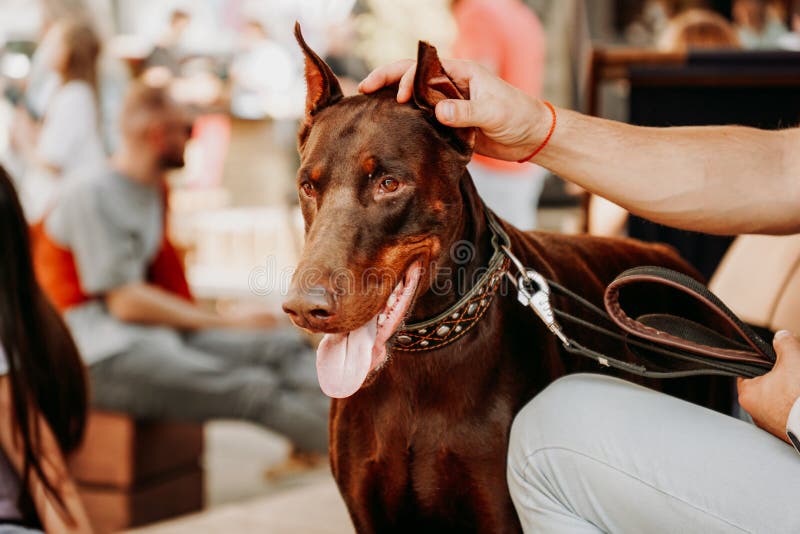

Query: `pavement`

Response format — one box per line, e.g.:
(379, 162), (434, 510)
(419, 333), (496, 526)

(128, 420), (354, 533)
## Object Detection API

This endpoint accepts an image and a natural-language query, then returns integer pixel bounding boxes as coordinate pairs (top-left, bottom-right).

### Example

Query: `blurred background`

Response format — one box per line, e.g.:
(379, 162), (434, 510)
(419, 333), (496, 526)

(1, 0), (800, 532)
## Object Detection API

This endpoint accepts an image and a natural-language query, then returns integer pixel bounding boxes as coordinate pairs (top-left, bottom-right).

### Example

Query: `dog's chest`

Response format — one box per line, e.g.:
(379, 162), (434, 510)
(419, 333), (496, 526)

(331, 382), (515, 520)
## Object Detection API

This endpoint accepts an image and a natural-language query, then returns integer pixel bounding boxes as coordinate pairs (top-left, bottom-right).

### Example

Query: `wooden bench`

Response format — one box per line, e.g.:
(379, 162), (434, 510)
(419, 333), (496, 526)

(68, 412), (204, 534)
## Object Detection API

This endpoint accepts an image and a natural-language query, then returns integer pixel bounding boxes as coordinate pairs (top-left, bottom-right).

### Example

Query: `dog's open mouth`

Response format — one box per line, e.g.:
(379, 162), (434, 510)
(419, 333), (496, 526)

(316, 261), (423, 398)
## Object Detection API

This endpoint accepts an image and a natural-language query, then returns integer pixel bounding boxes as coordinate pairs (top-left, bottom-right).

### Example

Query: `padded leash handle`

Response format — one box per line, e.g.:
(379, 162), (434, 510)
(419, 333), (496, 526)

(603, 267), (775, 378)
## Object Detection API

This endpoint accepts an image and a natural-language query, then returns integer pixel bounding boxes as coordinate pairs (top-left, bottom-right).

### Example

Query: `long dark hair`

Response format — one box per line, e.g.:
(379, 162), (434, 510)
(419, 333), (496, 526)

(0, 166), (88, 525)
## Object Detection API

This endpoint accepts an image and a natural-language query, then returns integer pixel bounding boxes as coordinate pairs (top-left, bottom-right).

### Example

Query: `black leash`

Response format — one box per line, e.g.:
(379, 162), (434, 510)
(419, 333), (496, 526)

(501, 245), (773, 379)
(549, 281), (752, 378)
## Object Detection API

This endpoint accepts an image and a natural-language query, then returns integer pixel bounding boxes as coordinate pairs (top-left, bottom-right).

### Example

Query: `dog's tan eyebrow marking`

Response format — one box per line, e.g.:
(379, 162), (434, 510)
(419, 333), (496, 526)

(309, 167), (323, 182)
(362, 158), (377, 175)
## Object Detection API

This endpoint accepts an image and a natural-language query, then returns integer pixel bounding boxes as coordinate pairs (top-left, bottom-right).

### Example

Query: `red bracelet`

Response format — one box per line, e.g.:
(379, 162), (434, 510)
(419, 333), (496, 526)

(517, 101), (557, 164)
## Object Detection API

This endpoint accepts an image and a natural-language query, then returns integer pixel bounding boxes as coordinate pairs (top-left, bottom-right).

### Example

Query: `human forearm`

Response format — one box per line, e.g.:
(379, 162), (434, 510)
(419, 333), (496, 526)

(105, 283), (227, 330)
(534, 106), (800, 235)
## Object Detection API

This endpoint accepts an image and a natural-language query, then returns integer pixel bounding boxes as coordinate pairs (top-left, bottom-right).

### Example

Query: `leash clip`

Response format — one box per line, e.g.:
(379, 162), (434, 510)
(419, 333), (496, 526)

(515, 271), (570, 347)
(501, 246), (570, 348)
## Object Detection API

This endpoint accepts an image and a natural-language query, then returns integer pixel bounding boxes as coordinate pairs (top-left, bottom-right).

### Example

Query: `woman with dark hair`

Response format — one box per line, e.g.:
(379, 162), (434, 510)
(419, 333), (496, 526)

(0, 165), (92, 532)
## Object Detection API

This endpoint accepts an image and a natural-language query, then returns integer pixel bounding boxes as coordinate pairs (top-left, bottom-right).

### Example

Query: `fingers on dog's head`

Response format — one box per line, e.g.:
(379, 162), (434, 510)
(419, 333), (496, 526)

(396, 65), (418, 103)
(412, 42), (475, 155)
(359, 60), (415, 97)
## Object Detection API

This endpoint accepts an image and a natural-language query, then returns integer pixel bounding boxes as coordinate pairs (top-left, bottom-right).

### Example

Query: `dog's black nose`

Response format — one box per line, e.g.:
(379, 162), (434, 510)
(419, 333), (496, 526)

(282, 285), (338, 330)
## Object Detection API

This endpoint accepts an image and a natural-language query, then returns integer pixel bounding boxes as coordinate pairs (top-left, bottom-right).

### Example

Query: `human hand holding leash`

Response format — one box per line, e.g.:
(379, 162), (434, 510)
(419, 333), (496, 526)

(359, 58), (553, 163)
(738, 330), (800, 443)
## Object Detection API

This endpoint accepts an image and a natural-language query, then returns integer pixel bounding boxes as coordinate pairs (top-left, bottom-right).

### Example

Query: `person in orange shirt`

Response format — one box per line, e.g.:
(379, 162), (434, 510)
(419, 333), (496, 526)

(450, 0), (547, 230)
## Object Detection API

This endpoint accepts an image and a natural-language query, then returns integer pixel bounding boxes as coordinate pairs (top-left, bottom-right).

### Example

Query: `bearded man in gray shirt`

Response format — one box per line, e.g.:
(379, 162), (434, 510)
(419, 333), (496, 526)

(34, 83), (328, 454)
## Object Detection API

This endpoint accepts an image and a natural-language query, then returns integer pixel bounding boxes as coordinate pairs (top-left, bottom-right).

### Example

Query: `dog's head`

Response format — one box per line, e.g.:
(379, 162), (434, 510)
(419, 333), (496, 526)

(282, 24), (477, 398)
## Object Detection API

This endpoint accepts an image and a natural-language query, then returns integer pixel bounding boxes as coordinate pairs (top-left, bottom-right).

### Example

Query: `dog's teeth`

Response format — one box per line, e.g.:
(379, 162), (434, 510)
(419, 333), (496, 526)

(378, 314), (387, 325)
(387, 294), (397, 308)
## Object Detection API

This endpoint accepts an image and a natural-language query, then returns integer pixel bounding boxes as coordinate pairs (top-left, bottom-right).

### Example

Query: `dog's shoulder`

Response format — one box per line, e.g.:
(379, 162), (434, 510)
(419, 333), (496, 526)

(507, 227), (702, 292)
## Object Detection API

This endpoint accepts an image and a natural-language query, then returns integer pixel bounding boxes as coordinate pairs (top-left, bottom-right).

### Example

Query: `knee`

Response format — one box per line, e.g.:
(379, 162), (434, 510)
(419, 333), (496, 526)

(508, 374), (628, 466)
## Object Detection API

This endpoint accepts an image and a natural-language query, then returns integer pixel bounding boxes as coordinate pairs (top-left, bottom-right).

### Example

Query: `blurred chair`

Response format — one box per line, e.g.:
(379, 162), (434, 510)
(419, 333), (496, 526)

(69, 412), (204, 534)
(709, 234), (800, 334)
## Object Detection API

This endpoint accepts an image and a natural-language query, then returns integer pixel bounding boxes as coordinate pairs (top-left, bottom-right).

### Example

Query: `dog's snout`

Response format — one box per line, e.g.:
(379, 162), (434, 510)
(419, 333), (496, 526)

(282, 285), (339, 330)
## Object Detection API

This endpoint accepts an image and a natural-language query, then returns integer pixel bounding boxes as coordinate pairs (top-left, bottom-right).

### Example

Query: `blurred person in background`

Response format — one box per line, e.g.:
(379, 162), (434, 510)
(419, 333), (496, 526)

(658, 7), (741, 50)
(143, 9), (191, 82)
(794, 0), (800, 32)
(0, 166), (92, 533)
(229, 19), (296, 120)
(450, 0), (547, 230)
(733, 0), (788, 49)
(143, 9), (228, 106)
(323, 17), (369, 96)
(778, 0), (800, 49)
(625, 0), (675, 47)
(22, 16), (63, 123)
(11, 18), (105, 222)
(30, 83), (329, 455)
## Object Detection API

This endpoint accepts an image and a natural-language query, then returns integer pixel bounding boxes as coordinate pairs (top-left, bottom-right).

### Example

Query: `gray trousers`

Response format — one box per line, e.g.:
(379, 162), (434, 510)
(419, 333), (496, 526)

(508, 374), (800, 533)
(89, 327), (329, 453)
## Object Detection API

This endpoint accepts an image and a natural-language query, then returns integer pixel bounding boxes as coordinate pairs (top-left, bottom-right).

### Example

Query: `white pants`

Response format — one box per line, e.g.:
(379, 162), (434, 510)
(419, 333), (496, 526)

(469, 161), (548, 231)
(508, 374), (800, 533)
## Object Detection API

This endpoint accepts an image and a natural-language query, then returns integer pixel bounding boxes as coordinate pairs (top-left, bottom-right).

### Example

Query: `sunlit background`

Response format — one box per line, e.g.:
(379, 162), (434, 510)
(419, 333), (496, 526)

(1, 0), (799, 532)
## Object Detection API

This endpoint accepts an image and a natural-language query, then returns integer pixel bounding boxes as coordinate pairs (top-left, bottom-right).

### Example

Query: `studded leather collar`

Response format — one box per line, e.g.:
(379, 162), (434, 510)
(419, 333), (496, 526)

(392, 212), (511, 352)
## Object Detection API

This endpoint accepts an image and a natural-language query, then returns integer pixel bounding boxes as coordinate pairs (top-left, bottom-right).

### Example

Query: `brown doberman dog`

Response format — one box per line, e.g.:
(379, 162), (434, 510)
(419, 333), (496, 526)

(282, 25), (731, 533)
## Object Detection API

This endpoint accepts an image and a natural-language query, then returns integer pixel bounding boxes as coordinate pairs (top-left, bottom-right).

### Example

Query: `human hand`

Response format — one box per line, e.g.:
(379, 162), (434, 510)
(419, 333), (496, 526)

(220, 302), (281, 330)
(359, 58), (553, 162)
(230, 311), (279, 329)
(738, 330), (800, 443)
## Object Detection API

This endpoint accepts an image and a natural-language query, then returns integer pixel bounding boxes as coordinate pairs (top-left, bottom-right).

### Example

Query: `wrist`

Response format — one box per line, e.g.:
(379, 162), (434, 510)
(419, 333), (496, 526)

(521, 98), (548, 149)
(518, 98), (557, 163)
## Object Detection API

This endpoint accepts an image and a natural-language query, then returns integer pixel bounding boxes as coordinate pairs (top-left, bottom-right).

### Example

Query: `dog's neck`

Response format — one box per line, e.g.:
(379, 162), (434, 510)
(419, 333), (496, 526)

(407, 170), (495, 323)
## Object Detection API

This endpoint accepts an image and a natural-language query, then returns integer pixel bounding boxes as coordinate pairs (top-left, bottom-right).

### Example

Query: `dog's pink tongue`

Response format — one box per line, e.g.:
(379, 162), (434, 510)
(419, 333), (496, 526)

(316, 318), (377, 399)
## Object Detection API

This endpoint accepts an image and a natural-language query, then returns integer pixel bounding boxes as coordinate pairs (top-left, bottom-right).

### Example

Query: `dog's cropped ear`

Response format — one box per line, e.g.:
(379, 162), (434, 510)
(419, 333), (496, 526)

(413, 41), (476, 157)
(295, 22), (343, 145)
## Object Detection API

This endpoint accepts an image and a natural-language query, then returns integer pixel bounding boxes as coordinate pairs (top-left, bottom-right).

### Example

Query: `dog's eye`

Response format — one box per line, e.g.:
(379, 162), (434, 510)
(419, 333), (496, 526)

(300, 182), (315, 196)
(379, 177), (400, 194)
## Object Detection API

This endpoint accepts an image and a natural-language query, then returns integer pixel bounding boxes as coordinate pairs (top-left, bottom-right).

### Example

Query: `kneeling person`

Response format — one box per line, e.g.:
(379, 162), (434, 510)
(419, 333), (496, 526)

(32, 83), (328, 453)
